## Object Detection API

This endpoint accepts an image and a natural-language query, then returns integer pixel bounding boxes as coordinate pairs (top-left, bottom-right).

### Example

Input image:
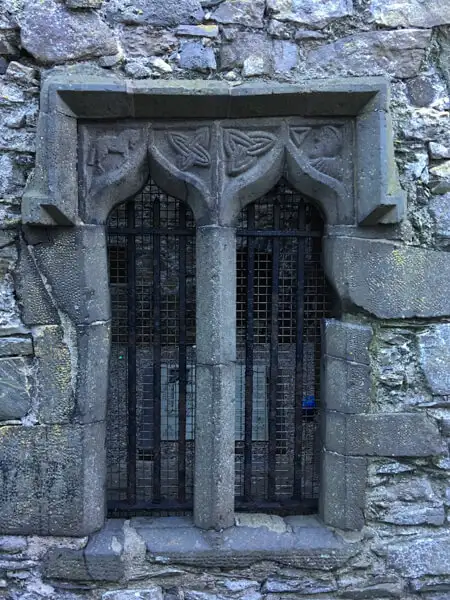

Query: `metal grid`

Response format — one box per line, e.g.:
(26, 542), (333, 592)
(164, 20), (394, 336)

(235, 179), (332, 513)
(106, 181), (196, 515)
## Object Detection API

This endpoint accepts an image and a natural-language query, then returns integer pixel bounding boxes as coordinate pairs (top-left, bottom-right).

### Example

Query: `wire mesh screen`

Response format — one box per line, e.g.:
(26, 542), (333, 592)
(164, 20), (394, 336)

(106, 181), (196, 514)
(235, 179), (332, 513)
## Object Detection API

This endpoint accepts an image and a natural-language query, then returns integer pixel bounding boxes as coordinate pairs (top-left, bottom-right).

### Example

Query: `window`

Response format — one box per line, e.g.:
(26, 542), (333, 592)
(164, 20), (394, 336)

(106, 179), (332, 516)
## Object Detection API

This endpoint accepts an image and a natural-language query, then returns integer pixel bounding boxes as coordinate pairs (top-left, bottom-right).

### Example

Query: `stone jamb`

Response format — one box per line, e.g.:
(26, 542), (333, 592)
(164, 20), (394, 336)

(11, 74), (441, 538)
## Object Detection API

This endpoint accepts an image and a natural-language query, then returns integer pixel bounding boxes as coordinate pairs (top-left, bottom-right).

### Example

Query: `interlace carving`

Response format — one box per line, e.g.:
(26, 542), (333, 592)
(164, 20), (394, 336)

(87, 129), (142, 177)
(223, 129), (277, 176)
(290, 126), (344, 183)
(168, 128), (211, 171)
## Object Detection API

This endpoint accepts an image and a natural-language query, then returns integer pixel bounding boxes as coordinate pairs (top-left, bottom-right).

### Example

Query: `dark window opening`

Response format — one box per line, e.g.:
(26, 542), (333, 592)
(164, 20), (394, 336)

(235, 179), (333, 514)
(106, 181), (196, 516)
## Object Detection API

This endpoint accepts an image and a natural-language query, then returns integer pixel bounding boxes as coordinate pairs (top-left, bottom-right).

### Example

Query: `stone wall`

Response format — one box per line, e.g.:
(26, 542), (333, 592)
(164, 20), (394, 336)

(0, 0), (449, 598)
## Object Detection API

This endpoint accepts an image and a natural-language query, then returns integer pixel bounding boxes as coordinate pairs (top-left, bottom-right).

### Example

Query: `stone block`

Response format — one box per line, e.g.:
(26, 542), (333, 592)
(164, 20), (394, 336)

(324, 412), (443, 457)
(262, 574), (337, 594)
(273, 40), (298, 73)
(267, 0), (353, 27)
(323, 320), (372, 365)
(308, 29), (431, 79)
(324, 237), (450, 319)
(34, 325), (74, 424)
(105, 0), (204, 25)
(387, 537), (450, 578)
(320, 451), (366, 530)
(102, 589), (163, 600)
(0, 357), (32, 420)
(20, 0), (118, 64)
(0, 422), (106, 536)
(220, 33), (272, 73)
(370, 0), (450, 28)
(24, 225), (110, 326)
(322, 356), (371, 414)
(179, 41), (216, 73)
(429, 194), (450, 242)
(0, 337), (32, 358)
(211, 0), (265, 28)
(419, 324), (450, 396)
(65, 0), (103, 7)
(85, 520), (125, 582)
(43, 548), (91, 581)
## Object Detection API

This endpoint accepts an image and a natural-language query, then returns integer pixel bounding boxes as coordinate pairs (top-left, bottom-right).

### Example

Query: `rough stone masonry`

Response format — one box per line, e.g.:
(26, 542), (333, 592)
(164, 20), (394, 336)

(0, 0), (449, 599)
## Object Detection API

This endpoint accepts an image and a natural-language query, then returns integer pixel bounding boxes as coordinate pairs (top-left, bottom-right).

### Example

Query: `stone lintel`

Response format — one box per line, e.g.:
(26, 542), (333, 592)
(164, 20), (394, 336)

(320, 451), (366, 530)
(194, 225), (236, 530)
(324, 412), (444, 457)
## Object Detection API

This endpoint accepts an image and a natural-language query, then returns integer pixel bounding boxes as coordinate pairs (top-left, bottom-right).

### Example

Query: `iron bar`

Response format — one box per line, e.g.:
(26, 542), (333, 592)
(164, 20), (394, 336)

(152, 198), (162, 503)
(244, 204), (255, 501)
(126, 200), (137, 506)
(178, 204), (187, 503)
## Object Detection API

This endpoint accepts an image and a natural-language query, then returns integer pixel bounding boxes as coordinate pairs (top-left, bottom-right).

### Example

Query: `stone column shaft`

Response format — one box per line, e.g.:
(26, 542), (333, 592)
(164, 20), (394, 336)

(194, 225), (236, 530)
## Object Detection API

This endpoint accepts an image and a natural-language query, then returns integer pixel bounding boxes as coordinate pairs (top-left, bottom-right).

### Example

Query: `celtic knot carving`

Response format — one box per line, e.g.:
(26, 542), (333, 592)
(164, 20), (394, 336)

(290, 126), (344, 183)
(168, 128), (211, 171)
(223, 129), (277, 176)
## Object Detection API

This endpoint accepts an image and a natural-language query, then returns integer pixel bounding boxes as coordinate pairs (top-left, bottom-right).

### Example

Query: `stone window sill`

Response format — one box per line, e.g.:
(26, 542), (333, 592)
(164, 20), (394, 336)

(44, 515), (360, 583)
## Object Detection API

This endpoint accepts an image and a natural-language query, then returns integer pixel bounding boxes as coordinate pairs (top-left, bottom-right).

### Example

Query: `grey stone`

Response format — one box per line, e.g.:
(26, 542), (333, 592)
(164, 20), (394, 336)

(324, 412), (444, 457)
(211, 0), (265, 28)
(387, 537), (450, 577)
(267, 0), (353, 27)
(176, 25), (219, 38)
(407, 76), (438, 107)
(294, 29), (327, 40)
(323, 320), (372, 365)
(418, 325), (450, 395)
(85, 520), (125, 582)
(429, 143), (450, 160)
(370, 0), (450, 28)
(273, 40), (298, 73)
(308, 29), (431, 78)
(179, 41), (216, 73)
(0, 537), (27, 554)
(263, 574), (337, 593)
(34, 325), (73, 425)
(0, 153), (25, 197)
(0, 422), (105, 536)
(324, 237), (450, 319)
(411, 577), (450, 593)
(43, 548), (91, 581)
(102, 588), (163, 600)
(428, 194), (450, 241)
(104, 0), (204, 25)
(0, 357), (32, 420)
(340, 580), (403, 599)
(5, 61), (37, 85)
(20, 0), (118, 65)
(0, 337), (32, 358)
(220, 33), (272, 73)
(65, 0), (103, 7)
(124, 60), (153, 79)
(376, 504), (445, 526)
(322, 356), (371, 414)
(0, 58), (7, 74)
(438, 28), (450, 92)
(320, 451), (366, 530)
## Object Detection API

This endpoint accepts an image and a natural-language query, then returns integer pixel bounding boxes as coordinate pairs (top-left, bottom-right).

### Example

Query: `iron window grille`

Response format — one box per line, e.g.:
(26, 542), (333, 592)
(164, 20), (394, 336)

(106, 179), (332, 516)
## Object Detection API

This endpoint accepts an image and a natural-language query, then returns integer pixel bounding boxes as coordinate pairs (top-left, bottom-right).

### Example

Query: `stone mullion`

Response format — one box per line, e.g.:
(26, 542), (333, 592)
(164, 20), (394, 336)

(194, 225), (236, 530)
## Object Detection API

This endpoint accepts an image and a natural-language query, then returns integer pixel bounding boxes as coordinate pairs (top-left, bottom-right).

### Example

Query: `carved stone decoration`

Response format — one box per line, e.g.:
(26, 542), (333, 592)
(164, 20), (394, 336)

(168, 127), (211, 171)
(223, 129), (277, 176)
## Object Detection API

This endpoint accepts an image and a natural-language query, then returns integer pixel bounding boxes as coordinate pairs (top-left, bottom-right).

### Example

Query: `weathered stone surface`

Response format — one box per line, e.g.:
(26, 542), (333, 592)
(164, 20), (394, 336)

(262, 573), (337, 593)
(325, 412), (443, 456)
(104, 0), (203, 25)
(376, 504), (445, 526)
(308, 29), (431, 78)
(20, 0), (118, 65)
(102, 588), (163, 600)
(220, 33), (272, 73)
(0, 536), (27, 554)
(0, 357), (32, 420)
(43, 548), (91, 581)
(85, 520), (125, 582)
(323, 320), (372, 365)
(211, 0), (265, 28)
(438, 28), (450, 92)
(387, 537), (450, 577)
(429, 143), (450, 160)
(407, 75), (439, 107)
(273, 40), (298, 73)
(429, 194), (450, 241)
(176, 24), (219, 38)
(370, 0), (450, 28)
(418, 325), (450, 395)
(0, 422), (105, 535)
(0, 153), (25, 198)
(5, 61), (37, 85)
(65, 0), (103, 7)
(179, 41), (216, 72)
(267, 0), (353, 27)
(34, 325), (73, 425)
(322, 356), (371, 414)
(0, 337), (32, 358)
(324, 237), (450, 319)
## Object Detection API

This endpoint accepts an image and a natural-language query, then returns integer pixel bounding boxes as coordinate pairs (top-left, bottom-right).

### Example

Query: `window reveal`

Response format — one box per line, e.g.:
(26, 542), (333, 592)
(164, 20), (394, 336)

(106, 179), (331, 516)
